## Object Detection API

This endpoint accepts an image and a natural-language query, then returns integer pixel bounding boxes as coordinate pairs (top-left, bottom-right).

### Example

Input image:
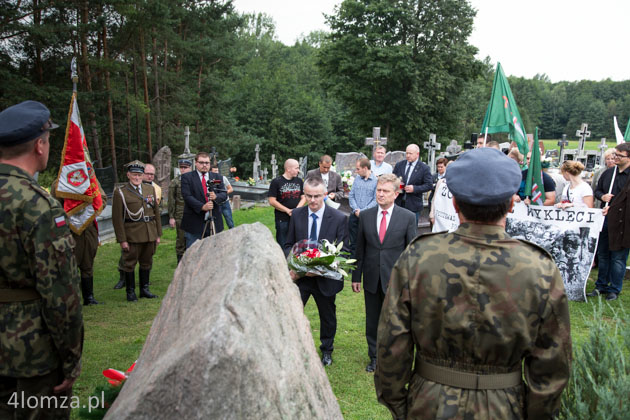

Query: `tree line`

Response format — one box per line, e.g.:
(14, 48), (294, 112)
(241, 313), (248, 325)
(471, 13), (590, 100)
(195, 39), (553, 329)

(1, 0), (628, 185)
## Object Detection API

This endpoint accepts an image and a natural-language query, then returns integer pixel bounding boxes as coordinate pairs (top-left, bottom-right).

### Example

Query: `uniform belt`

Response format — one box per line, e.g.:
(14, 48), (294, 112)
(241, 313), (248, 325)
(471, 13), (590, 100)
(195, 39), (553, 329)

(0, 288), (41, 303)
(124, 216), (154, 223)
(417, 359), (522, 390)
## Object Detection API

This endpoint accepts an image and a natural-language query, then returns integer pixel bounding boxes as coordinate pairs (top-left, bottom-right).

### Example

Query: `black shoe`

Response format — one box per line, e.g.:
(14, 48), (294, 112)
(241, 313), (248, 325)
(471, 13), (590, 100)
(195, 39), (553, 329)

(125, 271), (138, 302)
(586, 289), (606, 297)
(114, 270), (125, 289)
(139, 269), (158, 299)
(606, 292), (618, 301)
(322, 353), (332, 366)
(81, 277), (102, 306)
(366, 358), (376, 373)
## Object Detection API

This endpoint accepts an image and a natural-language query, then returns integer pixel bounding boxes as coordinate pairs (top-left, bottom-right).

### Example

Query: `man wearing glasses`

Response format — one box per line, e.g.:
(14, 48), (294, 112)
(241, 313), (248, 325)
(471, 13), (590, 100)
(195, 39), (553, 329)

(142, 163), (162, 205)
(590, 143), (630, 301)
(181, 152), (227, 248)
(283, 177), (348, 367)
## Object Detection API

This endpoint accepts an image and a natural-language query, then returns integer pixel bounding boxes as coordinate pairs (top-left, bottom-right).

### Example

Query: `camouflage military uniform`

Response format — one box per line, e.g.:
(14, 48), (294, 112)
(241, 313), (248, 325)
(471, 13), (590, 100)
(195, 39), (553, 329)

(0, 163), (83, 418)
(375, 223), (572, 420)
(168, 175), (186, 260)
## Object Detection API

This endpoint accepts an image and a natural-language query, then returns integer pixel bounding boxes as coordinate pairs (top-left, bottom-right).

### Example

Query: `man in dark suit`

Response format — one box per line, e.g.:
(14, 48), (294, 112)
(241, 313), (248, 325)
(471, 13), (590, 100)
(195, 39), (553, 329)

(306, 154), (344, 202)
(352, 173), (417, 372)
(392, 143), (433, 224)
(284, 177), (348, 366)
(181, 151), (227, 248)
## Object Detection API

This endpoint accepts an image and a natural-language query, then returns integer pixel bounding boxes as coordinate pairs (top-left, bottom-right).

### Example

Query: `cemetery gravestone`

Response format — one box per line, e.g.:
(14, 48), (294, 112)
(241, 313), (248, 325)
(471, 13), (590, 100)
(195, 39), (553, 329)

(446, 140), (461, 155)
(334, 152), (367, 175)
(218, 158), (232, 179)
(94, 166), (116, 198)
(365, 127), (387, 153)
(271, 154), (278, 179)
(424, 133), (440, 172)
(253, 144), (261, 182)
(384, 151), (406, 167)
(183, 126), (191, 154)
(298, 156), (308, 179)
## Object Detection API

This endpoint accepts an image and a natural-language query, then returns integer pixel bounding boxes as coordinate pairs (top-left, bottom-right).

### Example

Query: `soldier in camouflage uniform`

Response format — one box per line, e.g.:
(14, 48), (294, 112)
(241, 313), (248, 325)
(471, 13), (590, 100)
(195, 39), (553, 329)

(112, 160), (162, 302)
(0, 101), (83, 419)
(168, 155), (193, 263)
(375, 147), (572, 420)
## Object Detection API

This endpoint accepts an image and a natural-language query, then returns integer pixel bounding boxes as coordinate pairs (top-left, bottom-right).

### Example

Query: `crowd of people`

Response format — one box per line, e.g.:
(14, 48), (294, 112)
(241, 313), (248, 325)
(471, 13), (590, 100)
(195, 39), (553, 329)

(0, 100), (624, 419)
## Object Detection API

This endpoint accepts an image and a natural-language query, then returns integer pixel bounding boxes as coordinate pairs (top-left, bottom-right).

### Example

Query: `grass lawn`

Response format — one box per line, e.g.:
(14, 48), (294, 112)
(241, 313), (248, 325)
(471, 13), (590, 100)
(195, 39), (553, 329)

(541, 139), (617, 153)
(73, 205), (628, 419)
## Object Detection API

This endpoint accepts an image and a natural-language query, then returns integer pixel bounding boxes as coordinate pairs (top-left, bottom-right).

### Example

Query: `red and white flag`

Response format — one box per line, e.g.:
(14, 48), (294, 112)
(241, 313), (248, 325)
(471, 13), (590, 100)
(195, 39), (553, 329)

(54, 92), (105, 234)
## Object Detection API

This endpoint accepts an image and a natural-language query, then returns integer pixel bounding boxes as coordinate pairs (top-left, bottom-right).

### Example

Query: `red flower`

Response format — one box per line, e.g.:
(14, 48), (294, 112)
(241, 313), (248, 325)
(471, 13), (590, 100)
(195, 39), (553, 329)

(300, 248), (321, 259)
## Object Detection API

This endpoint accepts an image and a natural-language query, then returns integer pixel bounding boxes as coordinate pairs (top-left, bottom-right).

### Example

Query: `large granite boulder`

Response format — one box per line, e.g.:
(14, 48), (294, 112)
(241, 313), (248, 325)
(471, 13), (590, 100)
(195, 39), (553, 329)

(105, 223), (342, 419)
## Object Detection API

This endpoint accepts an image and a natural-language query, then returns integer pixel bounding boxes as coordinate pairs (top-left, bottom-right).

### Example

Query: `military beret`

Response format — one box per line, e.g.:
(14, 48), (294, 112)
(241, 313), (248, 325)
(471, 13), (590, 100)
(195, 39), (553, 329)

(446, 147), (521, 205)
(125, 160), (145, 173)
(0, 100), (59, 146)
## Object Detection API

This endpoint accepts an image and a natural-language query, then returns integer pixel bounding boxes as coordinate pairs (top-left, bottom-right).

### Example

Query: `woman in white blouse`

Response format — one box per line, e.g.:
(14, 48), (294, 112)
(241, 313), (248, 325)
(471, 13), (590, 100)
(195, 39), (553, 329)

(556, 160), (594, 209)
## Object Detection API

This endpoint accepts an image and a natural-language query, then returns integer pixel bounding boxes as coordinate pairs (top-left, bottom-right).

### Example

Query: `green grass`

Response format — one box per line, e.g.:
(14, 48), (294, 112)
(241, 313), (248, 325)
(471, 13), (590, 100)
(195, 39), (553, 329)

(73, 205), (629, 419)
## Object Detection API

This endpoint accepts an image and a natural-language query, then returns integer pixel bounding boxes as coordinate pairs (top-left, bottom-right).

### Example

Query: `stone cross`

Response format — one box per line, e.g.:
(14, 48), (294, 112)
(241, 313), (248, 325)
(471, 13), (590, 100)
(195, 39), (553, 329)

(271, 154), (278, 179)
(423, 133), (441, 172)
(576, 123), (591, 153)
(184, 126), (191, 154)
(365, 127), (387, 153)
(558, 134), (569, 157)
(262, 168), (268, 184)
(599, 138), (608, 165)
(298, 156), (307, 179)
(253, 144), (261, 181)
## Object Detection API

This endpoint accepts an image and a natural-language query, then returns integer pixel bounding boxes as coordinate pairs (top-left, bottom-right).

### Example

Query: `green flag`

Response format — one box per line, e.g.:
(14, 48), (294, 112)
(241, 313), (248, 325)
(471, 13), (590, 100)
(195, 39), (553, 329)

(625, 117), (630, 142)
(481, 62), (529, 156)
(524, 127), (544, 205)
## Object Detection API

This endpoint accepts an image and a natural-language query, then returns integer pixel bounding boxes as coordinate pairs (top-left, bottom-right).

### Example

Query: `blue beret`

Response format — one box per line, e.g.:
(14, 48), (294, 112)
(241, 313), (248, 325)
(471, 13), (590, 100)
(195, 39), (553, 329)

(125, 160), (145, 173)
(0, 101), (59, 146)
(446, 147), (521, 205)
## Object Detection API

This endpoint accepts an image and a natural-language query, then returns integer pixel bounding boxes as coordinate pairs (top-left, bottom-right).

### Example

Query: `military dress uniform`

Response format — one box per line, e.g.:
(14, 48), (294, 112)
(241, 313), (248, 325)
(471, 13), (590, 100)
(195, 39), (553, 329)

(375, 148), (572, 420)
(112, 161), (162, 302)
(0, 101), (83, 419)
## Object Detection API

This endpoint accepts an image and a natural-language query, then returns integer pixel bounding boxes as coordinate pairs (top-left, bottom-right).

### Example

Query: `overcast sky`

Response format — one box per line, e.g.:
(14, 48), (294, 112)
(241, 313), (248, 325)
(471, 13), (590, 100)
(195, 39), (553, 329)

(232, 0), (630, 83)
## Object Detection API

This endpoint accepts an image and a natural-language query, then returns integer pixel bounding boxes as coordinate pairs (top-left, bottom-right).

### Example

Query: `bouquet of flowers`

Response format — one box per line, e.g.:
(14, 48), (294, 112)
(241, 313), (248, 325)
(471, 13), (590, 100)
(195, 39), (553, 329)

(341, 170), (355, 191)
(79, 362), (136, 419)
(287, 239), (356, 281)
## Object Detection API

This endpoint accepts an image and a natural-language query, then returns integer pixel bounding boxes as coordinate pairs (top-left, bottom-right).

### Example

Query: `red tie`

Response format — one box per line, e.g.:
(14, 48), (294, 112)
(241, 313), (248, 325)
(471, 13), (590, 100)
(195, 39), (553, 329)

(379, 210), (388, 243)
(202, 174), (208, 201)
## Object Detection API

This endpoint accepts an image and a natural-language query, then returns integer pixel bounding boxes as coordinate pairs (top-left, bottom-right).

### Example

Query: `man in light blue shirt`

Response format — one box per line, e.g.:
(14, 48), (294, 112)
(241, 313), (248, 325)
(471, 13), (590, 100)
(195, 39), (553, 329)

(370, 146), (393, 176)
(349, 158), (377, 256)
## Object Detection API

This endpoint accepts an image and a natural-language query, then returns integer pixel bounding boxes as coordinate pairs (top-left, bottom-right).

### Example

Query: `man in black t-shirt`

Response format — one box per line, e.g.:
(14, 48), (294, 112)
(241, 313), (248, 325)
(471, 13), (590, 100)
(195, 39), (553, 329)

(268, 159), (306, 246)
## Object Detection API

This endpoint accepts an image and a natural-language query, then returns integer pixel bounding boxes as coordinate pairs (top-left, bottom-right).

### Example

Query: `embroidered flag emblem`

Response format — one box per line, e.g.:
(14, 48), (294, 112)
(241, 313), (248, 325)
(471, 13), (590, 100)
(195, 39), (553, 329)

(55, 216), (66, 227)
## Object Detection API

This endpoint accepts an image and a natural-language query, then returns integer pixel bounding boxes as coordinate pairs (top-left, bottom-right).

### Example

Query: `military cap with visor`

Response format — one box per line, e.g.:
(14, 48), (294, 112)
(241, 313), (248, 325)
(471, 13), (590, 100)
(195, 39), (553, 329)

(0, 100), (59, 146)
(446, 147), (521, 205)
(125, 160), (145, 174)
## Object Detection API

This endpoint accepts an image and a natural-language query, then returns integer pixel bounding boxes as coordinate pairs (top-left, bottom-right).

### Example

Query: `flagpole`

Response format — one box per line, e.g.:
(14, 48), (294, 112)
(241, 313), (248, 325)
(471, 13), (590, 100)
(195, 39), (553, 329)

(483, 127), (488, 147)
(605, 169), (616, 208)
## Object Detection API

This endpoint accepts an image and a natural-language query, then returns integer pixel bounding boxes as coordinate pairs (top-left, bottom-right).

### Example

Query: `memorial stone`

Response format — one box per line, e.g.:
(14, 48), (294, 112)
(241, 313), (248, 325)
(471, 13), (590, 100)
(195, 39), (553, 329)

(445, 140), (461, 155)
(253, 144), (261, 182)
(262, 168), (269, 184)
(218, 158), (232, 178)
(298, 156), (308, 179)
(153, 146), (171, 202)
(104, 224), (343, 420)
(423, 133), (440, 172)
(271, 154), (278, 179)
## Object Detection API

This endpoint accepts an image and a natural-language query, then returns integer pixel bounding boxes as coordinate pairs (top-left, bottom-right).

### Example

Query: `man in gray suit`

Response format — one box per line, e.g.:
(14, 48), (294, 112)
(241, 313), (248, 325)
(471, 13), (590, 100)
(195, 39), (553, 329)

(306, 154), (344, 202)
(352, 173), (417, 372)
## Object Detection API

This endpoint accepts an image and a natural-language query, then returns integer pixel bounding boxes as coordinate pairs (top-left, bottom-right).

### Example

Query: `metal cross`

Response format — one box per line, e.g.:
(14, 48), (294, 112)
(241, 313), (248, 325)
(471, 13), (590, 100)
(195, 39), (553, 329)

(365, 127), (388, 153)
(576, 123), (591, 152)
(423, 133), (441, 173)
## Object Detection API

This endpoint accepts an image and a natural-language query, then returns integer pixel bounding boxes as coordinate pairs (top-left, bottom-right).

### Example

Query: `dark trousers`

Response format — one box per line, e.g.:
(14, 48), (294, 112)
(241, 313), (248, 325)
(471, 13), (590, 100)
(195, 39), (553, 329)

(595, 218), (629, 294)
(348, 213), (359, 257)
(175, 220), (186, 258)
(298, 277), (337, 354)
(365, 283), (386, 360)
(275, 218), (289, 247)
(72, 222), (98, 278)
(0, 368), (72, 419)
(121, 242), (155, 271)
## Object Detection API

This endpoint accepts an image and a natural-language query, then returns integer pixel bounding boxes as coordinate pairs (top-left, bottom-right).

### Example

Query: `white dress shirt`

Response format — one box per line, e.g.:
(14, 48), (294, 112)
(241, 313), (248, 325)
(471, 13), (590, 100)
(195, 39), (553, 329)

(376, 203), (395, 232)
